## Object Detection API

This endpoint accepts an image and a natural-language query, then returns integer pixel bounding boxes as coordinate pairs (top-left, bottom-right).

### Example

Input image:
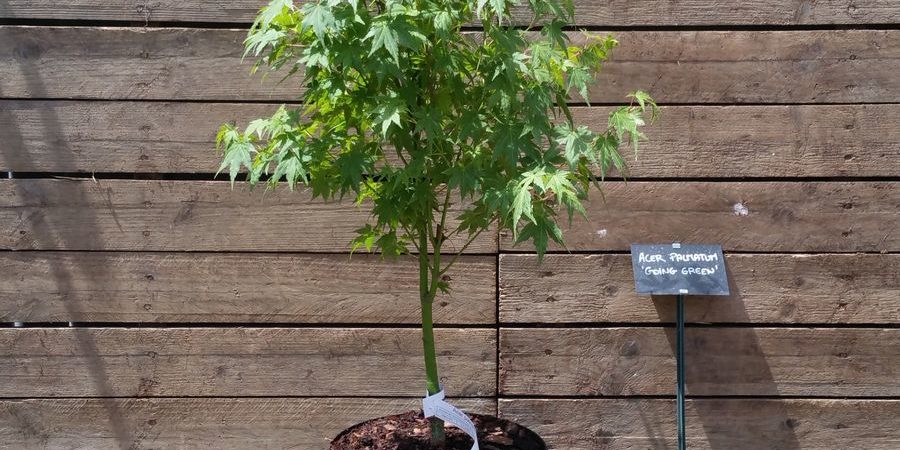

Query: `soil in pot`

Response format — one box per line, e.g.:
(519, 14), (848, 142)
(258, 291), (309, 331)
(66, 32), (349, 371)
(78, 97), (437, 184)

(330, 410), (546, 450)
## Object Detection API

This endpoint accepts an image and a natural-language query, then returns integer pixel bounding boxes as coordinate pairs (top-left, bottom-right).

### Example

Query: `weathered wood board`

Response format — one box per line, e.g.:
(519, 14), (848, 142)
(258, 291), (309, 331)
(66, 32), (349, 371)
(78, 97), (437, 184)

(500, 253), (900, 324)
(4, 101), (898, 177)
(2, 27), (897, 103)
(0, 397), (495, 449)
(500, 398), (900, 450)
(0, 179), (497, 252)
(1, 0), (896, 25)
(500, 327), (900, 396)
(0, 327), (496, 397)
(499, 181), (899, 253)
(0, 252), (495, 324)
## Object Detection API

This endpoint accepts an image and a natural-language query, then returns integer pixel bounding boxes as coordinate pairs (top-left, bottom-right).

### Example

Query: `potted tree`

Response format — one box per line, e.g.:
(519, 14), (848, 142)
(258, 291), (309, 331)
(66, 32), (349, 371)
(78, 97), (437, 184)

(217, 0), (656, 448)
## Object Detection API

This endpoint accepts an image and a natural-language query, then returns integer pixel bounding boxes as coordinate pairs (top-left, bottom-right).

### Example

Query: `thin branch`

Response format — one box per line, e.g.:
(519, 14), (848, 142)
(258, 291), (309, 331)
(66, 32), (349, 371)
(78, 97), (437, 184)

(437, 184), (453, 245)
(439, 217), (497, 275)
(403, 223), (422, 254)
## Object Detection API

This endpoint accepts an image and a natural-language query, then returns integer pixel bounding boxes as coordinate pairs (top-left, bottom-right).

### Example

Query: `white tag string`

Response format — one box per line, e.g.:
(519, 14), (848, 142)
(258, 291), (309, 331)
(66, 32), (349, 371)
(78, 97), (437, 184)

(422, 389), (479, 450)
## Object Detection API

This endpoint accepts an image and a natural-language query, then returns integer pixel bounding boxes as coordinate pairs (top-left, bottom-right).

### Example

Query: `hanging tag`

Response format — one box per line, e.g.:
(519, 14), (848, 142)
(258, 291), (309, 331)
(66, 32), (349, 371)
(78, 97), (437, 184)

(422, 389), (479, 450)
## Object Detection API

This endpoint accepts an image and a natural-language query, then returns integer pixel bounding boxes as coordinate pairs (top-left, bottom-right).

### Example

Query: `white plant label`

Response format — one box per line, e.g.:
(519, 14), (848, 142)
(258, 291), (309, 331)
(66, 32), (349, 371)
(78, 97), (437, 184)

(422, 389), (479, 450)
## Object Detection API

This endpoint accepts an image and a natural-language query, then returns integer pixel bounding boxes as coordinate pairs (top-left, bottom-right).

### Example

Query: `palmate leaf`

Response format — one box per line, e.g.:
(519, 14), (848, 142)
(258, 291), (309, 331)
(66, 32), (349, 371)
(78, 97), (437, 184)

(491, 122), (522, 166)
(270, 149), (307, 190)
(555, 123), (593, 167)
(433, 10), (453, 34)
(244, 28), (286, 58)
(566, 64), (592, 103)
(511, 184), (535, 228)
(490, 0), (508, 20)
(373, 96), (405, 136)
(335, 147), (373, 194)
(446, 162), (481, 199)
(515, 215), (564, 261)
(365, 20), (400, 62)
(215, 125), (254, 187)
(629, 90), (660, 120)
(302, 2), (335, 39)
(609, 105), (648, 154)
(259, 0), (294, 26)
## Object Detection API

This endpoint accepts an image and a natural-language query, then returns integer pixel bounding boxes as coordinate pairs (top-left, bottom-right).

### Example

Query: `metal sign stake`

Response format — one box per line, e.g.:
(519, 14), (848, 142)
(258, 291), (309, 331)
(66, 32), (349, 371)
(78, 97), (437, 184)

(676, 293), (686, 450)
(631, 243), (731, 450)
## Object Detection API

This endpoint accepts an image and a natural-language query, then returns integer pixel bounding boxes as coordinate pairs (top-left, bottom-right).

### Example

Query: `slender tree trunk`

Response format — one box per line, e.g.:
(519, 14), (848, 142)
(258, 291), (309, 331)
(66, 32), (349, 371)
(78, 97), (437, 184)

(419, 230), (445, 445)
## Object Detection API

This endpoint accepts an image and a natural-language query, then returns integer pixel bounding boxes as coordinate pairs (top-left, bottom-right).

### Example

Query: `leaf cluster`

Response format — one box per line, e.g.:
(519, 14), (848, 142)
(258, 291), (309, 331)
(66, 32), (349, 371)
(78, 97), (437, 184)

(218, 0), (657, 265)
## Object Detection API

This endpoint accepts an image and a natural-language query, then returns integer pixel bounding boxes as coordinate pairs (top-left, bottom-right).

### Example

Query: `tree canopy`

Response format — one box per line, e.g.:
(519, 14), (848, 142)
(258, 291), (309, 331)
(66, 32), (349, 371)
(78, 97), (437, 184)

(217, 0), (657, 263)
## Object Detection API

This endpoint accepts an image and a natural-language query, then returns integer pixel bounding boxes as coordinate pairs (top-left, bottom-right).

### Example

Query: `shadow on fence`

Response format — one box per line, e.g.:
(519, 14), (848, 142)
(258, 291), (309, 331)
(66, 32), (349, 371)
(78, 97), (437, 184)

(1, 51), (137, 448)
(652, 261), (800, 449)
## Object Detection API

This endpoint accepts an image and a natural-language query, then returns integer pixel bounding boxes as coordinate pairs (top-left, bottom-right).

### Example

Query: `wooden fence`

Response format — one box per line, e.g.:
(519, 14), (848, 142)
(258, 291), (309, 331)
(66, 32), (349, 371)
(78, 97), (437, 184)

(1, 1), (898, 448)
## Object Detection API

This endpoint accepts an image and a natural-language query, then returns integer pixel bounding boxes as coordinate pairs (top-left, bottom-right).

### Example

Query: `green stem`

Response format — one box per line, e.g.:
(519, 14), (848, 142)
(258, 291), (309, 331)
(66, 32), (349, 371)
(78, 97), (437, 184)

(419, 230), (445, 445)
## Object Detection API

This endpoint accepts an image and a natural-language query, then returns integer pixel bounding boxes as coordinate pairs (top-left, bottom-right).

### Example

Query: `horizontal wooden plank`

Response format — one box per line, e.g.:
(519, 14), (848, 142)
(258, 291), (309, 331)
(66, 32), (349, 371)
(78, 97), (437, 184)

(500, 327), (899, 396)
(500, 254), (900, 324)
(500, 181), (899, 253)
(0, 179), (497, 252)
(0, 101), (272, 173)
(4, 102), (899, 177)
(577, 104), (900, 178)
(1, 27), (897, 103)
(2, 1), (896, 25)
(500, 398), (900, 450)
(0, 252), (495, 324)
(0, 327), (496, 397)
(0, 397), (495, 449)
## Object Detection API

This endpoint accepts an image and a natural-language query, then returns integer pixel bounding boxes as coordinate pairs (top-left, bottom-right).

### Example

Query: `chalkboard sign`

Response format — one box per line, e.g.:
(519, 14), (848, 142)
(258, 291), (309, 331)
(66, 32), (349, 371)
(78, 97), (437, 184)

(631, 243), (730, 295)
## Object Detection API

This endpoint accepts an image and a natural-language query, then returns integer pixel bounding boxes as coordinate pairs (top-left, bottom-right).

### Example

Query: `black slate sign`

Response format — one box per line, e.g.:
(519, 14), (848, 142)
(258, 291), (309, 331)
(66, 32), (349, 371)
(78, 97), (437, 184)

(630, 243), (730, 295)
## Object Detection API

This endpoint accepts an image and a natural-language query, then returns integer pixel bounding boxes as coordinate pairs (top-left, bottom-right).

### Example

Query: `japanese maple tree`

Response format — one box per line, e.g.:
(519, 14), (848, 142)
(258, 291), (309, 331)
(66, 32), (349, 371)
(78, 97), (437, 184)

(217, 0), (656, 445)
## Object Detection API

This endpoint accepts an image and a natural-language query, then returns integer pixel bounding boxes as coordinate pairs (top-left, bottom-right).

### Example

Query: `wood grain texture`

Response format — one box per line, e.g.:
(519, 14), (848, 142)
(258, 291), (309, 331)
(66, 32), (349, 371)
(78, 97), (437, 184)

(577, 104), (900, 178)
(1, 1), (897, 25)
(0, 179), (497, 252)
(500, 327), (899, 396)
(500, 398), (900, 450)
(0, 252), (495, 324)
(2, 27), (897, 103)
(4, 102), (899, 177)
(0, 101), (274, 174)
(500, 181), (899, 253)
(0, 397), (495, 449)
(0, 327), (495, 397)
(500, 254), (900, 324)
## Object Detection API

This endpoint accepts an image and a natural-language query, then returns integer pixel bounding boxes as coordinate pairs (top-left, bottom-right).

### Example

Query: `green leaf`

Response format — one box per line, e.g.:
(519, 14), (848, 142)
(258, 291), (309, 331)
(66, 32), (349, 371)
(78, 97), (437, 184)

(511, 187), (534, 226)
(555, 123), (593, 167)
(629, 90), (660, 120)
(302, 3), (335, 39)
(566, 64), (592, 103)
(351, 224), (378, 253)
(373, 97), (405, 137)
(433, 11), (453, 34)
(446, 162), (481, 199)
(216, 136), (254, 188)
(609, 105), (647, 154)
(541, 19), (567, 49)
(365, 20), (400, 63)
(244, 28), (286, 58)
(335, 147), (373, 194)
(491, 122), (522, 167)
(515, 216), (564, 261)
(271, 149), (308, 190)
(394, 21), (427, 50)
(490, 0), (508, 20)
